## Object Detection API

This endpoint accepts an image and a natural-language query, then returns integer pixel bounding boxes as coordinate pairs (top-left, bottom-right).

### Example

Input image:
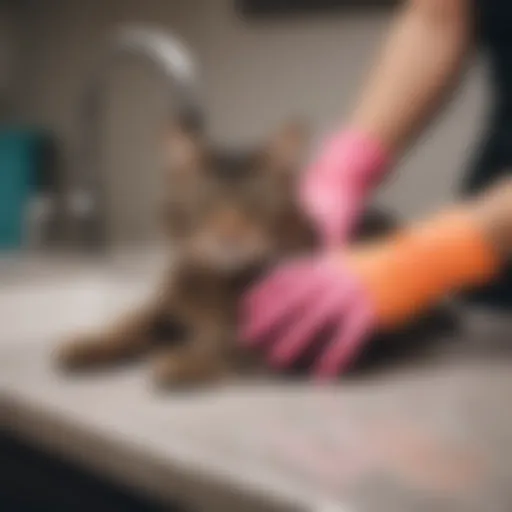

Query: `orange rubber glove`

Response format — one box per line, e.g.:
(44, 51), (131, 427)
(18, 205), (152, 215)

(241, 209), (500, 378)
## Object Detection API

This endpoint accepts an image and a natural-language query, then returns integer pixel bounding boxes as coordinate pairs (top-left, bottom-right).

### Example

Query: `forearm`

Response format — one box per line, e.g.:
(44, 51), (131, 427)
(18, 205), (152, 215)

(299, 0), (473, 244)
(345, 179), (512, 328)
(350, 0), (472, 154)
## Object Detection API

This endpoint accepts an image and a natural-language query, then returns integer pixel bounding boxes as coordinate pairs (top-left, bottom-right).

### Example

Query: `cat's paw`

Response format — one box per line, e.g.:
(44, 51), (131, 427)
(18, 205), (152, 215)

(54, 336), (106, 371)
(151, 355), (189, 388)
(150, 351), (228, 390)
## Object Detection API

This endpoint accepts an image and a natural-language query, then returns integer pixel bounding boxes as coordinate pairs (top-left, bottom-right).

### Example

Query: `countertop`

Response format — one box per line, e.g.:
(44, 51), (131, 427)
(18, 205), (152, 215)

(1, 253), (512, 512)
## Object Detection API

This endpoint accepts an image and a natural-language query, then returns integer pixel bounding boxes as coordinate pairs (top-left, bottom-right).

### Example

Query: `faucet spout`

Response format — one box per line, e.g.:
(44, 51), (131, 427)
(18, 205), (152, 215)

(70, 26), (203, 252)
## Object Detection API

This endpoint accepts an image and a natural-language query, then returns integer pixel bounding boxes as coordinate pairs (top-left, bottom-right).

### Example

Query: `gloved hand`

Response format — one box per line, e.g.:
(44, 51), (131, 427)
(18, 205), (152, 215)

(241, 254), (376, 379)
(300, 130), (391, 245)
(241, 209), (499, 378)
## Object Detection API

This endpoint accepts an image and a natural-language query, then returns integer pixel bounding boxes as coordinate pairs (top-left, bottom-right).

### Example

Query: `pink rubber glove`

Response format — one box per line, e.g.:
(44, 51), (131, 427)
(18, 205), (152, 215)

(240, 131), (390, 378)
(241, 255), (376, 379)
(300, 130), (390, 245)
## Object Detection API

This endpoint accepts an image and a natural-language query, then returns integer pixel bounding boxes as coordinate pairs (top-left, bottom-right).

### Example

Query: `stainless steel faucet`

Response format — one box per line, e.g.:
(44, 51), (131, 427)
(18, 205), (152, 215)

(69, 25), (204, 252)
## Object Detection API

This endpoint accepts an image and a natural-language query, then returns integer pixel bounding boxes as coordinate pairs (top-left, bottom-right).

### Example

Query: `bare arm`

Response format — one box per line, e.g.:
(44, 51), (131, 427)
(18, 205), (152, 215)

(351, 0), (473, 154)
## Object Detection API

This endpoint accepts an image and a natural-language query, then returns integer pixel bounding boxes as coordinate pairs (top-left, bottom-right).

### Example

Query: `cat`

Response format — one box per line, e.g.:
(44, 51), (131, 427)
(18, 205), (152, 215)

(56, 118), (453, 387)
(57, 119), (316, 385)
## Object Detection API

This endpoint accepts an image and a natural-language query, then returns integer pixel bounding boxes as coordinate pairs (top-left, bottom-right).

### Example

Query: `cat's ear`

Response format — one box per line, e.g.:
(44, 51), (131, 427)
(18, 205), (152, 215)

(265, 118), (310, 172)
(163, 118), (205, 173)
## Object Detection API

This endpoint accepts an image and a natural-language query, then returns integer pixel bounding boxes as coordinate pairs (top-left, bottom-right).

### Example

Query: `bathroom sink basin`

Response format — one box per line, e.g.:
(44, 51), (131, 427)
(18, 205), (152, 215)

(0, 252), (164, 346)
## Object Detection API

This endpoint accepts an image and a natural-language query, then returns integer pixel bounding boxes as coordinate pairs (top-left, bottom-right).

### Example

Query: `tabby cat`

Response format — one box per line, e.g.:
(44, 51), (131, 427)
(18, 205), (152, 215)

(56, 118), (448, 386)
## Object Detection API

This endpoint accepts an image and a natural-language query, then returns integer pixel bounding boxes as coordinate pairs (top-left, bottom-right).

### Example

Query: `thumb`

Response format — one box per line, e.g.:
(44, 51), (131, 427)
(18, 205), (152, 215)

(321, 194), (361, 247)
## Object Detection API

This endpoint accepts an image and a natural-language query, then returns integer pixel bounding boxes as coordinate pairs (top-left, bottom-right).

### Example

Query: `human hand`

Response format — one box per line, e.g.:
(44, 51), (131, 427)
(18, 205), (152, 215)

(300, 130), (390, 245)
(240, 253), (376, 379)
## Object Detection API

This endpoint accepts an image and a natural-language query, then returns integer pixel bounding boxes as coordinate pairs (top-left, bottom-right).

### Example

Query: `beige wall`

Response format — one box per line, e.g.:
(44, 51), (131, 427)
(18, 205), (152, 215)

(0, 2), (22, 116)
(23, 0), (489, 242)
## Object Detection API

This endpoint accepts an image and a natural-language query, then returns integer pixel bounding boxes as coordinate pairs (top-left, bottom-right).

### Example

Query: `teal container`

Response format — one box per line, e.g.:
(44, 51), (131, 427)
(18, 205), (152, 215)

(0, 129), (42, 250)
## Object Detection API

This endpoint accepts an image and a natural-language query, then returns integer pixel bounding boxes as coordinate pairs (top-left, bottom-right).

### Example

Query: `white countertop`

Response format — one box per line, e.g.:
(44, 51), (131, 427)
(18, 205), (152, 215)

(2, 252), (512, 512)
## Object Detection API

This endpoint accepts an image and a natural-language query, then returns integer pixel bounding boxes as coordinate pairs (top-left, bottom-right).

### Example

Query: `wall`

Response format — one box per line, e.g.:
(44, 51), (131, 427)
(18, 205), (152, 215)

(22, 0), (490, 242)
(0, 2), (23, 117)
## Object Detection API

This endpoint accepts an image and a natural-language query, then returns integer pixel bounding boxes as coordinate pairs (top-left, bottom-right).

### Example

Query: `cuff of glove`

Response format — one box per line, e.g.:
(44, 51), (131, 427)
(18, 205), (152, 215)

(319, 129), (391, 189)
(346, 209), (501, 328)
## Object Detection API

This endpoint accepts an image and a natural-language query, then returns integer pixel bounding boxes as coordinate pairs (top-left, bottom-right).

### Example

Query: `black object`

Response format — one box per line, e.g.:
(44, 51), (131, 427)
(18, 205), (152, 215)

(237, 0), (397, 18)
(0, 431), (186, 512)
(460, 0), (512, 308)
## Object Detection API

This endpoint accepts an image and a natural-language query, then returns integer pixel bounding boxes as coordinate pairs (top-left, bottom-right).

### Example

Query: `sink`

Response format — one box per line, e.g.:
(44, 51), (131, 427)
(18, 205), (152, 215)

(0, 251), (166, 346)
